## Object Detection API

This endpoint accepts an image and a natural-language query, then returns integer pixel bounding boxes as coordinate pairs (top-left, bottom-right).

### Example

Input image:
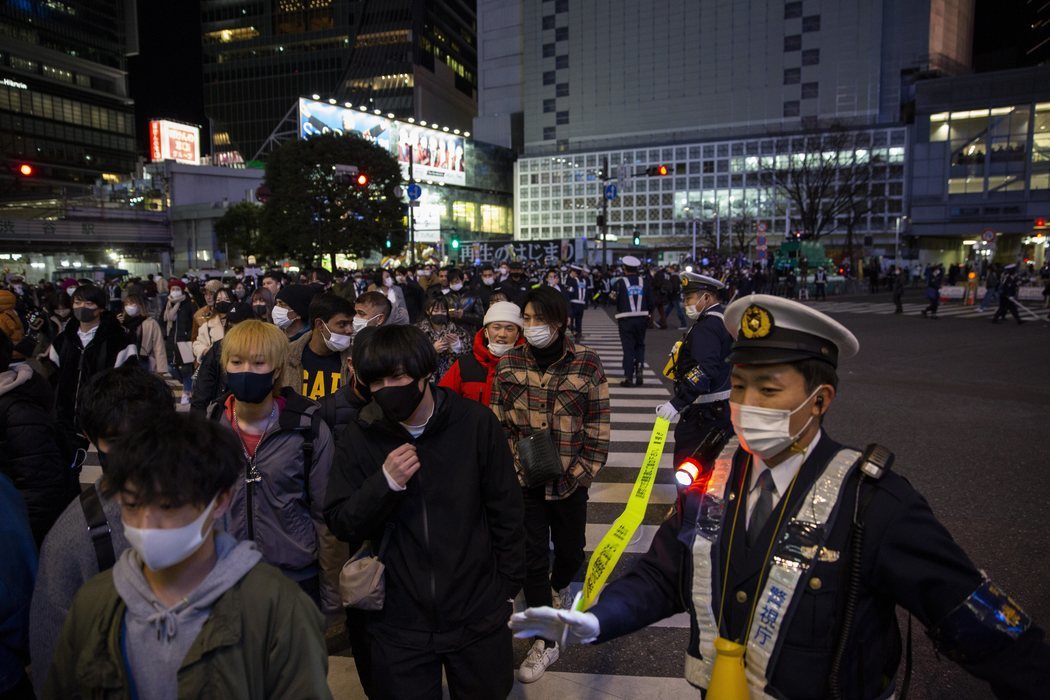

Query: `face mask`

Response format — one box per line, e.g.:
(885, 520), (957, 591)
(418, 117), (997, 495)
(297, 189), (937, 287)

(253, 304), (268, 318)
(73, 307), (98, 323)
(430, 314), (448, 325)
(524, 324), (556, 349)
(123, 497), (218, 571)
(482, 277), (495, 286)
(124, 305), (140, 317)
(729, 386), (825, 460)
(488, 342), (514, 357)
(169, 290), (184, 302)
(685, 296), (710, 321)
(271, 305), (293, 329)
(215, 301), (233, 314)
(353, 314), (379, 333)
(500, 268), (509, 277)
(373, 380), (425, 423)
(226, 371), (275, 404)
(67, 286), (77, 297)
(383, 277), (394, 288)
(56, 308), (71, 318)
(322, 320), (352, 352)
(450, 282), (463, 292)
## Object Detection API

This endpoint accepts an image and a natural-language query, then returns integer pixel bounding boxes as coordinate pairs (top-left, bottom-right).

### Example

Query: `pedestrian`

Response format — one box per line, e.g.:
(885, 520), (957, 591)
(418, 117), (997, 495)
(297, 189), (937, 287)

(0, 470), (36, 700)
(280, 292), (355, 400)
(120, 292), (168, 374)
(190, 279), (223, 342)
(273, 283), (317, 341)
(189, 302), (255, 415)
(892, 267), (905, 313)
(163, 280), (196, 404)
(445, 268), (484, 332)
(46, 284), (138, 453)
(992, 264), (1024, 325)
(495, 260), (530, 306)
(489, 286), (610, 683)
(415, 296), (470, 382)
(29, 364), (175, 696)
(655, 273), (734, 468)
(0, 289), (26, 361)
(367, 269), (411, 326)
(565, 265), (589, 337)
(209, 320), (340, 615)
(511, 294), (1050, 698)
(439, 300), (523, 405)
(324, 324), (525, 700)
(610, 255), (653, 386)
(42, 412), (332, 699)
(0, 331), (73, 548)
(922, 266), (943, 319)
(353, 290), (396, 331)
(652, 265), (671, 329)
(250, 287), (274, 321)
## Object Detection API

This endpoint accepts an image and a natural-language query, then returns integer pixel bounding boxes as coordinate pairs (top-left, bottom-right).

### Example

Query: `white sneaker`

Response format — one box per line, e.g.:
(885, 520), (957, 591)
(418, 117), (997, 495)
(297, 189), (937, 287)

(551, 585), (571, 610)
(517, 639), (559, 683)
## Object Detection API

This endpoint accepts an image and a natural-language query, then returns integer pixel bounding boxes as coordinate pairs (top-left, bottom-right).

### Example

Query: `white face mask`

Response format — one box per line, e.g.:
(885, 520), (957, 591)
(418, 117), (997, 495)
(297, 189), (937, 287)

(729, 386), (825, 460)
(124, 305), (140, 317)
(383, 277), (394, 288)
(685, 295), (711, 321)
(482, 277), (495, 286)
(488, 342), (514, 357)
(271, 305), (293, 329)
(123, 497), (218, 571)
(353, 314), (380, 333)
(169, 290), (184, 302)
(450, 282), (463, 292)
(523, 324), (557, 349)
(322, 320), (352, 352)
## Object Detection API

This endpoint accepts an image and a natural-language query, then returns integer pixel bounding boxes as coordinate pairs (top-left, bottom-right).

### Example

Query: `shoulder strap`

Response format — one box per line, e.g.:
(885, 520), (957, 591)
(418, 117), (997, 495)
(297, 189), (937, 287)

(301, 405), (322, 506)
(79, 486), (116, 571)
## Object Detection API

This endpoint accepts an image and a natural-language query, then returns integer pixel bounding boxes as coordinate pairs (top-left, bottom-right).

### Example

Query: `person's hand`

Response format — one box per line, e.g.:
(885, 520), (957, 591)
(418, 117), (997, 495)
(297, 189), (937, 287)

(509, 596), (600, 646)
(655, 401), (680, 422)
(433, 338), (449, 352)
(383, 444), (421, 488)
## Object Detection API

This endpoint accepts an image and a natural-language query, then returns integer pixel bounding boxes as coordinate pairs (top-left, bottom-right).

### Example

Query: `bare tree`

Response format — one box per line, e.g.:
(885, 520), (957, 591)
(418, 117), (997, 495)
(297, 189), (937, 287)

(727, 198), (759, 257)
(769, 130), (877, 242)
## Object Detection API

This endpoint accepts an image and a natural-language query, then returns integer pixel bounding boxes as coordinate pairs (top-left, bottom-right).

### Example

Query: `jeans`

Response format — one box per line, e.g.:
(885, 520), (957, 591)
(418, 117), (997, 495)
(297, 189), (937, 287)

(979, 288), (998, 311)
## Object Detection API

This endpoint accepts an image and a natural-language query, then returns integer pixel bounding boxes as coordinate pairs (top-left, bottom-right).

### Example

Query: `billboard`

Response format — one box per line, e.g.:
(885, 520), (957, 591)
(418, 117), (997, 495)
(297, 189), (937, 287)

(297, 98), (466, 186)
(149, 120), (200, 165)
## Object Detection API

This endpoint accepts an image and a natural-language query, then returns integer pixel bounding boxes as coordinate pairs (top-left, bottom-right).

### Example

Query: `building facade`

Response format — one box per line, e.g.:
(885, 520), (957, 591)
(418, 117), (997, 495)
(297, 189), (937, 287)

(0, 0), (138, 203)
(201, 0), (478, 162)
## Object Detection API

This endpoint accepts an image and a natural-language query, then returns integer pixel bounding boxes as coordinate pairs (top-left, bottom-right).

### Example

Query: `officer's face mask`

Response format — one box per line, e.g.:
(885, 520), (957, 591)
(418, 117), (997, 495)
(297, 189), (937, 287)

(729, 386), (826, 460)
(685, 294), (712, 321)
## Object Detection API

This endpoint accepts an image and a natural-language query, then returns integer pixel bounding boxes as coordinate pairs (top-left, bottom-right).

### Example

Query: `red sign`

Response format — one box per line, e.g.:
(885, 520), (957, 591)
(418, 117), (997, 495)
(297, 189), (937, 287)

(148, 120), (200, 165)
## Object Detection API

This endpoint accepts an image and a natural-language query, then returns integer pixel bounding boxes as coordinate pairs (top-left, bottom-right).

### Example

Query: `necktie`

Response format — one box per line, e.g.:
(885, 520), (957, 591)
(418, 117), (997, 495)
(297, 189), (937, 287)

(748, 469), (777, 546)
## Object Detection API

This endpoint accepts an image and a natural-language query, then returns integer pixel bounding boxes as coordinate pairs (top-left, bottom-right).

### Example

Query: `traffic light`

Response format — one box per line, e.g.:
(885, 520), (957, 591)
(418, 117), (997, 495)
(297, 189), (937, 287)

(18, 163), (33, 177)
(644, 164), (670, 176)
(632, 231), (641, 246)
(1036, 217), (1047, 229)
(385, 237), (392, 249)
(451, 236), (460, 250)
(355, 173), (369, 187)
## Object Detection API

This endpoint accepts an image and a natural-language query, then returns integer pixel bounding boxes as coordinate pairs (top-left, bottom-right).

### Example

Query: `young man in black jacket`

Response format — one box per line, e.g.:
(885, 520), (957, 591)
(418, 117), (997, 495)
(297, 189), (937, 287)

(324, 324), (524, 700)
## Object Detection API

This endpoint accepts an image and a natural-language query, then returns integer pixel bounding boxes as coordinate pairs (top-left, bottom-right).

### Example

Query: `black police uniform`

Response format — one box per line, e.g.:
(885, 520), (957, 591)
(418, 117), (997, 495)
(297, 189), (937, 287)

(667, 300), (733, 467)
(612, 270), (653, 385)
(565, 274), (589, 336)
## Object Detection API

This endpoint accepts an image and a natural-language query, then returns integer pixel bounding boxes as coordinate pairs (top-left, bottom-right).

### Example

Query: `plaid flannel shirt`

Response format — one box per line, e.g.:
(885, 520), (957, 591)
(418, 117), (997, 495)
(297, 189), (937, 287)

(489, 334), (610, 500)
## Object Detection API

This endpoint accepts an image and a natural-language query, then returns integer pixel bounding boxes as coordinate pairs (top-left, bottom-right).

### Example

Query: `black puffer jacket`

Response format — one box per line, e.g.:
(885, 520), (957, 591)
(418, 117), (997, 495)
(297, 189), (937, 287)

(0, 364), (76, 547)
(324, 387), (524, 640)
(190, 338), (225, 415)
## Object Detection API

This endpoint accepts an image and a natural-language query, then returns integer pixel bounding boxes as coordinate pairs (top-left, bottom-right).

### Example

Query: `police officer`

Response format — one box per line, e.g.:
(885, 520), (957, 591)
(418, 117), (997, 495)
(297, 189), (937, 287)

(511, 294), (1050, 699)
(610, 255), (653, 387)
(565, 265), (589, 338)
(655, 272), (733, 468)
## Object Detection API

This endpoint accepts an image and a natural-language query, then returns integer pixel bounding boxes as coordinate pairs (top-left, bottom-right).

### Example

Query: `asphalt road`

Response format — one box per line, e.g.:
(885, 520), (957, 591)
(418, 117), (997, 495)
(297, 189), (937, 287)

(640, 291), (1050, 698)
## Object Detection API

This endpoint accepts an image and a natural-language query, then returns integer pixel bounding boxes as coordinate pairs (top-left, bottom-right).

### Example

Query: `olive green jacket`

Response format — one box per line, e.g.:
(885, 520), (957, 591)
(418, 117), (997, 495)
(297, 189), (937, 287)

(43, 562), (331, 699)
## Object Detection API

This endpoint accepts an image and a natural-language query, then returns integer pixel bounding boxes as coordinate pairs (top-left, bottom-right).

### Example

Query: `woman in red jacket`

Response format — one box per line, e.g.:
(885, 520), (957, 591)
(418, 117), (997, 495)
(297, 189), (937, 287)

(439, 301), (523, 405)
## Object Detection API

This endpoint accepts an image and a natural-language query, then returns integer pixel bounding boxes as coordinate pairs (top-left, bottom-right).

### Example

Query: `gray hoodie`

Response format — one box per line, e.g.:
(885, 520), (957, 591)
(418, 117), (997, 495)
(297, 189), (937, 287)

(111, 531), (262, 700)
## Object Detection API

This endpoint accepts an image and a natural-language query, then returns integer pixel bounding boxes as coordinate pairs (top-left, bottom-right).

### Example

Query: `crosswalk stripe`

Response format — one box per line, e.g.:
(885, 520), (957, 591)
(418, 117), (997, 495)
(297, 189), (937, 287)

(590, 482), (677, 505)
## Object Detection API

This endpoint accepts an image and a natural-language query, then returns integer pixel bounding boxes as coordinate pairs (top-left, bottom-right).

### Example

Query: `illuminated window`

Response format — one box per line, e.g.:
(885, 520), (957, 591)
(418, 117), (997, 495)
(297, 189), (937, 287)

(204, 26), (260, 43)
(355, 30), (410, 47)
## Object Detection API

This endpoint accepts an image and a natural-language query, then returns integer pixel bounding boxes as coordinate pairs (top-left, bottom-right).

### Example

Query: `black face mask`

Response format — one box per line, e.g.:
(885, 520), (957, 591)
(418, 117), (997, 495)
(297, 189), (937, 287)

(430, 314), (448, 325)
(215, 301), (233, 314)
(252, 304), (268, 318)
(226, 371), (275, 404)
(373, 380), (424, 423)
(73, 307), (98, 323)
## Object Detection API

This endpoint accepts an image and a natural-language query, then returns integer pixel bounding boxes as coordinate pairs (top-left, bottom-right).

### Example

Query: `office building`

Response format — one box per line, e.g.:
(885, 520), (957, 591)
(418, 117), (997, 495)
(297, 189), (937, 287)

(0, 0), (138, 203)
(201, 0), (478, 162)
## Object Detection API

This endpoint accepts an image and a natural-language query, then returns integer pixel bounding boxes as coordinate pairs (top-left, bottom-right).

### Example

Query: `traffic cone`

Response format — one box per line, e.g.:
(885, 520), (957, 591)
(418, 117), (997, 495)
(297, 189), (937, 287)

(707, 636), (750, 699)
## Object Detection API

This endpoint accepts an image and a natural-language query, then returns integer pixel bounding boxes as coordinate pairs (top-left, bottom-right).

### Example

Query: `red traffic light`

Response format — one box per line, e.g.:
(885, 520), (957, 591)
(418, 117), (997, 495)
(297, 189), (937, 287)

(656, 164), (668, 176)
(18, 163), (33, 176)
(644, 164), (671, 176)
(355, 173), (369, 186)
(1036, 217), (1047, 228)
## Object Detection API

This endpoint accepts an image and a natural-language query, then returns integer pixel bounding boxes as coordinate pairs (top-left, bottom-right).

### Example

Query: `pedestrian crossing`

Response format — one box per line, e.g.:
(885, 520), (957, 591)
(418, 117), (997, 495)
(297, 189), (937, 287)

(802, 299), (992, 319)
(503, 307), (696, 698)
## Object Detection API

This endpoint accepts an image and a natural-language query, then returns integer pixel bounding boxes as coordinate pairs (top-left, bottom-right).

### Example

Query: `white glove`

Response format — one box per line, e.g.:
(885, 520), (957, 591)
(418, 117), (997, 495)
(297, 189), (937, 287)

(655, 401), (680, 422)
(509, 598), (600, 646)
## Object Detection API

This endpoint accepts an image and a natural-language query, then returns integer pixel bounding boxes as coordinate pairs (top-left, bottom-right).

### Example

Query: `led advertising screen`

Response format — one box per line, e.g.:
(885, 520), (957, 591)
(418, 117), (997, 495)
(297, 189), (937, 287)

(149, 120), (200, 165)
(298, 98), (466, 186)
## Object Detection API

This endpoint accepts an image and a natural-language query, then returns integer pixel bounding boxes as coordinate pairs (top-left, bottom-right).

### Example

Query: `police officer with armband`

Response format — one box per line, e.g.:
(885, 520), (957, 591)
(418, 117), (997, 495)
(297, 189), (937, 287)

(610, 255), (653, 387)
(511, 294), (1050, 699)
(655, 272), (734, 471)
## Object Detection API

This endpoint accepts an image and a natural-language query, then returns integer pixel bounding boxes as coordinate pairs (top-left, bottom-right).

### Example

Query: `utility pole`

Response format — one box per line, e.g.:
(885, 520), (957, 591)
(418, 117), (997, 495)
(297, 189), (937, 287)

(408, 146), (416, 265)
(599, 156), (609, 268)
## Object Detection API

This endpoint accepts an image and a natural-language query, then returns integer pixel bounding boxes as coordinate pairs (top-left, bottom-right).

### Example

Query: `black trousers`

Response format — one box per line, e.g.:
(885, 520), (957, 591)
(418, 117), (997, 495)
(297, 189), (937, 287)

(815, 283), (826, 300)
(369, 621), (513, 700)
(617, 316), (648, 377)
(570, 303), (585, 335)
(522, 484), (589, 610)
(347, 608), (375, 698)
(993, 295), (1021, 321)
(673, 402), (732, 467)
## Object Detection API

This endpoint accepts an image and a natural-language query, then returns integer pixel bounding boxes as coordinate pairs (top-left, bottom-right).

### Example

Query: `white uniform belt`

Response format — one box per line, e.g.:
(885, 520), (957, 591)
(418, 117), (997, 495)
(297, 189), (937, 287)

(694, 390), (731, 404)
(615, 311), (649, 319)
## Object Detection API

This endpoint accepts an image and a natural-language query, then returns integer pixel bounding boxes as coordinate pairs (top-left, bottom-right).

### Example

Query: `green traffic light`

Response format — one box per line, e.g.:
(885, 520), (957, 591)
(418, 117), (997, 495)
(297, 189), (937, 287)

(385, 239), (391, 249)
(451, 239), (460, 249)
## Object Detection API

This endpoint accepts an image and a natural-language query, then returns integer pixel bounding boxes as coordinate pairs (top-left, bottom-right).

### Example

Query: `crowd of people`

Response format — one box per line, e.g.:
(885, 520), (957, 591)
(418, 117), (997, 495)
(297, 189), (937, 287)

(0, 255), (1046, 699)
